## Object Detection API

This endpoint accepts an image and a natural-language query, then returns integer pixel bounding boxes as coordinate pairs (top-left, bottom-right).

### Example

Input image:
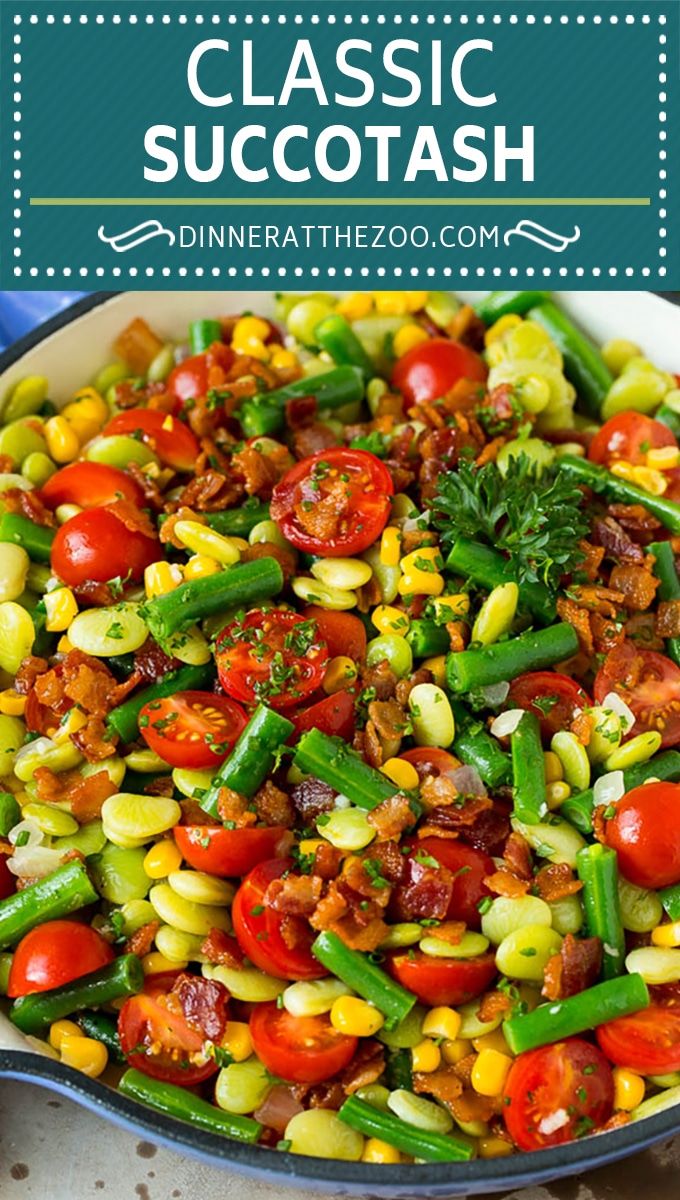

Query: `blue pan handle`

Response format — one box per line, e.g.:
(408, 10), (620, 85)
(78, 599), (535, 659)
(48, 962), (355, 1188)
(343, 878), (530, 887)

(0, 291), (88, 353)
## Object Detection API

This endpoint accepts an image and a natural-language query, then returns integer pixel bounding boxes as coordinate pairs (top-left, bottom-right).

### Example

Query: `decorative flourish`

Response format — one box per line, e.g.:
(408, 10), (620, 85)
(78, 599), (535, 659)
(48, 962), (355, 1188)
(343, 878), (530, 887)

(504, 220), (581, 253)
(98, 220), (175, 253)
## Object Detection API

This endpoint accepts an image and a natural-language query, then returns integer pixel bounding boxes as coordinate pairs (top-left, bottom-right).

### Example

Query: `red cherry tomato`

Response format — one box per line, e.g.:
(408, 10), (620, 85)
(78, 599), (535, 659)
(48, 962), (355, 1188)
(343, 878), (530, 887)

(503, 1039), (614, 1151)
(596, 1004), (680, 1074)
(231, 859), (325, 981)
(139, 690), (248, 770)
(411, 837), (494, 929)
(270, 449), (393, 558)
(400, 747), (461, 783)
(173, 825), (292, 878)
(391, 337), (487, 406)
(40, 462), (143, 510)
(118, 974), (221, 1084)
(603, 781), (680, 889)
(103, 408), (200, 472)
(166, 343), (234, 407)
(249, 1002), (357, 1085)
(506, 672), (591, 742)
(291, 690), (356, 742)
(594, 640), (680, 749)
(7, 920), (114, 998)
(51, 505), (158, 587)
(387, 949), (496, 1007)
(216, 609), (328, 710)
(0, 857), (14, 902)
(301, 606), (367, 662)
(588, 412), (677, 467)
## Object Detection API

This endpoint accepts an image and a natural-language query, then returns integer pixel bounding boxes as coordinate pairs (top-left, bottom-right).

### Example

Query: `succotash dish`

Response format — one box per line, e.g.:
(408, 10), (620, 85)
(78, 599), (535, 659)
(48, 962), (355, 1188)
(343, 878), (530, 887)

(1, 290), (680, 1168)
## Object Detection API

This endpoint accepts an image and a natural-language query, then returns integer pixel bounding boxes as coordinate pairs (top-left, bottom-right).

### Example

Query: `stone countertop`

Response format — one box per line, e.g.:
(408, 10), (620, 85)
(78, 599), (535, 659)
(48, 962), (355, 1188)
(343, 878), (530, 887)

(1, 1079), (679, 1200)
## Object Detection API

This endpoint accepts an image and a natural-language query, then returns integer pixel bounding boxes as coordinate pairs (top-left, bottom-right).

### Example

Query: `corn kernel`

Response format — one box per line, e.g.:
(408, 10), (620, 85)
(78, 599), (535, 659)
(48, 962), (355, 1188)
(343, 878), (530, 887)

(0, 689), (26, 716)
(422, 1007), (462, 1041)
(484, 313), (523, 346)
(323, 656), (358, 695)
(298, 838), (326, 857)
(221, 1021), (253, 1062)
(432, 593), (470, 620)
(57, 635), (74, 654)
(405, 291), (429, 313)
(398, 569), (445, 598)
(546, 780), (571, 809)
(543, 751), (564, 784)
(330, 996), (385, 1037)
(61, 403), (101, 443)
(142, 951), (187, 975)
(651, 921), (680, 948)
(380, 757), (419, 791)
(371, 604), (410, 636)
(380, 527), (403, 568)
(472, 1028), (511, 1055)
(233, 315), (270, 343)
(393, 324), (429, 359)
(53, 707), (88, 743)
(144, 560), (184, 600)
(270, 347), (298, 371)
(630, 465), (668, 495)
(442, 1038), (472, 1065)
(44, 415), (81, 463)
(647, 446), (680, 470)
(60, 1034), (109, 1078)
(411, 1039), (441, 1073)
(373, 291), (409, 317)
(183, 554), (221, 581)
(49, 1019), (81, 1052)
(44, 587), (78, 632)
(144, 839), (183, 880)
(400, 547), (444, 575)
(336, 293), (374, 321)
(471, 1048), (513, 1096)
(362, 1138), (401, 1164)
(422, 655), (447, 687)
(70, 386), (109, 424)
(613, 1067), (646, 1111)
(479, 1136), (513, 1160)
(609, 460), (636, 481)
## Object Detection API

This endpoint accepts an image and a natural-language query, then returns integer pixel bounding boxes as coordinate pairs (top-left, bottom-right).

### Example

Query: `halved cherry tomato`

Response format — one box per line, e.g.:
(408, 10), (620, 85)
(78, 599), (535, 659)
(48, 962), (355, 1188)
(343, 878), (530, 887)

(103, 408), (199, 472)
(216, 610), (328, 710)
(503, 1039), (614, 1151)
(291, 690), (356, 742)
(118, 973), (221, 1084)
(7, 920), (113, 998)
(0, 857), (14, 903)
(40, 462), (143, 510)
(594, 640), (680, 749)
(270, 449), (393, 558)
(387, 949), (496, 1007)
(301, 606), (367, 662)
(588, 412), (677, 467)
(597, 1004), (680, 1074)
(249, 1002), (357, 1085)
(139, 690), (248, 770)
(400, 747), (460, 782)
(507, 672), (591, 742)
(173, 825), (292, 878)
(391, 338), (487, 406)
(408, 837), (494, 929)
(231, 859), (325, 981)
(603, 781), (680, 889)
(51, 505), (158, 586)
(166, 343), (234, 408)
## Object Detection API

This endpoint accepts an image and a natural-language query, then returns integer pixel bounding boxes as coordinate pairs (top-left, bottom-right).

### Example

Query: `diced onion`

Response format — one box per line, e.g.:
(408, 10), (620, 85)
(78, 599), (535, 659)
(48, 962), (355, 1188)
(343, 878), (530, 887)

(8, 818), (43, 848)
(480, 681), (510, 707)
(8, 845), (64, 878)
(602, 691), (635, 733)
(593, 770), (626, 807)
(490, 708), (526, 738)
(450, 765), (487, 797)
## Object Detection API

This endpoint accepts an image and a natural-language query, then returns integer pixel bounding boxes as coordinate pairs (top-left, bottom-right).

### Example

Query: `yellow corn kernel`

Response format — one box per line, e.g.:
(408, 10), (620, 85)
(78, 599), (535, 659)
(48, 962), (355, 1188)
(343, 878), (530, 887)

(471, 1048), (513, 1096)
(546, 781), (572, 809)
(647, 446), (680, 471)
(543, 751), (563, 784)
(0, 689), (26, 716)
(337, 293), (374, 321)
(380, 527), (403, 568)
(362, 1138), (401, 1164)
(484, 313), (523, 347)
(613, 1067), (646, 1111)
(609, 460), (636, 481)
(393, 324), (429, 359)
(143, 839), (183, 880)
(70, 386), (109, 424)
(373, 291), (409, 317)
(173, 520), (241, 565)
(183, 554), (221, 581)
(142, 951), (187, 975)
(49, 1019), (82, 1052)
(432, 593), (470, 621)
(44, 587), (78, 632)
(405, 291), (429, 313)
(53, 707), (88, 744)
(57, 635), (74, 654)
(61, 403), (101, 443)
(479, 1136), (513, 1160)
(380, 757), (419, 791)
(411, 1039), (442, 1073)
(472, 1028), (511, 1055)
(371, 604), (410, 636)
(270, 347), (298, 371)
(651, 921), (680, 948)
(398, 569), (445, 598)
(220, 1021), (253, 1062)
(44, 415), (81, 463)
(630, 465), (668, 495)
(422, 1007), (462, 1041)
(60, 1034), (109, 1079)
(442, 1037), (472, 1065)
(299, 838), (326, 857)
(323, 656), (358, 695)
(422, 655), (447, 687)
(330, 996), (385, 1037)
(233, 315), (270, 343)
(400, 547), (444, 575)
(144, 560), (184, 600)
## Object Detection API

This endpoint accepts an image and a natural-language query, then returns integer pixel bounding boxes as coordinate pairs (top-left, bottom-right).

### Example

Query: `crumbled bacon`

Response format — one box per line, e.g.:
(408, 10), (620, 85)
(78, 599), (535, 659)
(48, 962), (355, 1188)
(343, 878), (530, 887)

(556, 596), (595, 657)
(656, 599), (680, 638)
(577, 539), (606, 580)
(15, 655), (49, 695)
(484, 869), (530, 898)
(160, 506), (204, 548)
(113, 316), (164, 374)
(200, 928), (245, 968)
(125, 920), (160, 958)
(359, 660), (398, 701)
(476, 989), (513, 1024)
(2, 486), (56, 528)
(592, 516), (644, 564)
(253, 780), (295, 828)
(450, 1089), (500, 1126)
(278, 914), (314, 951)
(390, 857), (454, 922)
(503, 831), (533, 880)
(34, 766), (117, 822)
(175, 469), (243, 513)
(216, 787), (257, 828)
(171, 973), (229, 1041)
(542, 933), (602, 1001)
(610, 563), (659, 611)
(413, 1066), (463, 1106)
(362, 720), (384, 768)
(293, 475), (351, 542)
(312, 842), (343, 880)
(394, 668), (433, 707)
(367, 698), (408, 744)
(310, 879), (388, 951)
(463, 805), (512, 857)
(73, 579), (122, 608)
(340, 1040), (385, 1095)
(231, 445), (281, 499)
(292, 423), (339, 460)
(240, 541), (297, 586)
(290, 777), (336, 822)
(366, 793), (414, 842)
(72, 716), (118, 762)
(431, 920), (466, 946)
(133, 638), (181, 684)
(265, 873), (323, 916)
(608, 503), (662, 536)
(534, 862), (583, 902)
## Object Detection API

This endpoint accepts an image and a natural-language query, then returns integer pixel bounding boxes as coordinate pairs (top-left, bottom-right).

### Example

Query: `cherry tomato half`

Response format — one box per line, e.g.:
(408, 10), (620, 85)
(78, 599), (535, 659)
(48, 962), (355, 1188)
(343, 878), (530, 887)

(588, 412), (677, 468)
(503, 1039), (614, 1151)
(270, 448), (393, 558)
(507, 672), (591, 742)
(291, 690), (356, 742)
(391, 337), (487, 406)
(51, 505), (158, 587)
(249, 1002), (358, 1085)
(216, 609), (328, 710)
(400, 746), (462, 782)
(596, 1003), (680, 1074)
(231, 859), (325, 981)
(301, 606), (367, 663)
(40, 462), (143, 510)
(103, 408), (199, 472)
(594, 640), (680, 749)
(166, 343), (234, 408)
(7, 920), (114, 998)
(603, 781), (680, 889)
(173, 825), (292, 878)
(139, 690), (248, 770)
(0, 857), (14, 903)
(410, 837), (494, 929)
(118, 974), (220, 1085)
(387, 949), (497, 1007)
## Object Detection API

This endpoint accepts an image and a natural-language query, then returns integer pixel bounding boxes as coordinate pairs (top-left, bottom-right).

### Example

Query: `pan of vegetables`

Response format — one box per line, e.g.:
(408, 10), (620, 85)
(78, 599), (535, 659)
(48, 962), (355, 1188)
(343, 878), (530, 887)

(0, 288), (679, 1195)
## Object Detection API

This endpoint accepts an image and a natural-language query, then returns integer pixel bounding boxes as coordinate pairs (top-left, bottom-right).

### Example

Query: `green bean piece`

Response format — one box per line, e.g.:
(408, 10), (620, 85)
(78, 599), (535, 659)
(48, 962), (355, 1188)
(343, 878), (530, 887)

(314, 315), (374, 378)
(656, 403), (680, 440)
(561, 750), (680, 834)
(476, 291), (550, 325)
(204, 501), (270, 538)
(384, 1048), (413, 1092)
(77, 1010), (126, 1063)
(188, 319), (223, 355)
(450, 701), (511, 788)
(0, 861), (98, 949)
(107, 663), (215, 744)
(446, 624), (578, 694)
(312, 932), (415, 1030)
(338, 1096), (474, 1163)
(11, 954), (143, 1034)
(119, 1069), (262, 1143)
(445, 538), (555, 625)
(659, 884), (680, 922)
(238, 366), (364, 437)
(504, 973), (650, 1055)
(406, 619), (451, 658)
(511, 711), (548, 824)
(0, 512), (55, 563)
(650, 540), (680, 664)
(576, 844), (625, 979)
(144, 557), (283, 643)
(528, 301), (614, 419)
(294, 728), (401, 812)
(558, 455), (680, 535)
(0, 791), (20, 837)
(200, 704), (294, 816)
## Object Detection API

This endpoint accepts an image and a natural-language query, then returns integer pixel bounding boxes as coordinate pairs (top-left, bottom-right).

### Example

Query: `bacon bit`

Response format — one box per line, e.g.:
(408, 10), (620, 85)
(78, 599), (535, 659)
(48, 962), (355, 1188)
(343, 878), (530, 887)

(394, 668), (433, 708)
(310, 880), (388, 952)
(556, 596), (594, 657)
(253, 780), (295, 828)
(365, 839), (406, 885)
(363, 720), (384, 768)
(608, 503), (662, 535)
(15, 655), (49, 695)
(578, 539), (606, 580)
(254, 1085), (304, 1134)
(431, 920), (467, 946)
(292, 423), (339, 460)
(542, 933), (603, 1001)
(450, 1089), (500, 1126)
(413, 1066), (463, 1106)
(447, 304), (486, 351)
(285, 395), (318, 429)
(216, 787), (257, 828)
(2, 486), (56, 528)
(592, 516), (644, 564)
(72, 716), (118, 762)
(503, 831), (533, 880)
(463, 805), (512, 857)
(590, 612), (625, 656)
(313, 842), (343, 881)
(376, 391), (405, 420)
(484, 869), (530, 898)
(290, 777), (336, 823)
(73, 579), (122, 608)
(144, 776), (175, 797)
(231, 445), (281, 499)
(175, 469), (243, 513)
(278, 914), (314, 951)
(113, 317), (164, 374)
(418, 426), (483, 502)
(568, 584), (625, 618)
(367, 793), (414, 842)
(355, 574), (383, 614)
(476, 990), (513, 1024)
(359, 660), (398, 701)
(592, 804), (608, 845)
(571, 709), (594, 746)
(160, 506), (205, 548)
(420, 773), (458, 810)
(240, 541), (297, 587)
(657, 599), (680, 638)
(171, 972), (229, 1041)
(534, 862), (583, 902)
(390, 857), (454, 922)
(367, 699), (408, 744)
(0, 454), (13, 474)
(475, 436), (505, 467)
(133, 638), (181, 685)
(34, 766), (117, 822)
(265, 873), (323, 917)
(105, 498), (157, 541)
(200, 928), (245, 968)
(452, 1053), (478, 1087)
(599, 1111), (631, 1134)
(340, 1041), (386, 1096)
(610, 563), (660, 612)
(180, 798), (221, 827)
(126, 461), (165, 511)
(302, 1082), (346, 1111)
(446, 620), (469, 654)
(294, 475), (351, 543)
(125, 920), (160, 958)
(59, 848), (85, 866)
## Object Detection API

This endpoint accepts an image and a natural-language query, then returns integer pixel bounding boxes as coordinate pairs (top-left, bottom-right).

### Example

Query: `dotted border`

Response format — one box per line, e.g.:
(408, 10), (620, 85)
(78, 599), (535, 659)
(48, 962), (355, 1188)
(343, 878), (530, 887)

(9, 8), (671, 282)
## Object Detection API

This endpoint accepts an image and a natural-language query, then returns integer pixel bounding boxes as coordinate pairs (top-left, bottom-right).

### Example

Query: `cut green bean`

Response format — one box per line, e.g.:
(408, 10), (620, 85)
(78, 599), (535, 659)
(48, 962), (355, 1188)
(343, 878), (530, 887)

(450, 701), (511, 788)
(385, 1048), (413, 1092)
(511, 711), (548, 824)
(0, 861), (98, 949)
(504, 973), (650, 1055)
(0, 791), (20, 837)
(476, 291), (550, 325)
(659, 884), (680, 923)
(107, 662), (215, 744)
(561, 750), (680, 834)
(656, 403), (680, 440)
(314, 315), (374, 378)
(200, 704), (294, 816)
(188, 319), (222, 355)
(11, 954), (143, 1034)
(338, 1096), (474, 1163)
(78, 1010), (126, 1063)
(576, 844), (625, 979)
(294, 728), (400, 812)
(144, 557), (283, 642)
(312, 931), (415, 1030)
(205, 502), (270, 538)
(529, 301), (614, 420)
(406, 619), (451, 658)
(0, 512), (55, 563)
(239, 367), (364, 438)
(558, 455), (680, 535)
(650, 540), (680, 664)
(119, 1069), (262, 1143)
(446, 624), (578, 693)
(445, 538), (555, 625)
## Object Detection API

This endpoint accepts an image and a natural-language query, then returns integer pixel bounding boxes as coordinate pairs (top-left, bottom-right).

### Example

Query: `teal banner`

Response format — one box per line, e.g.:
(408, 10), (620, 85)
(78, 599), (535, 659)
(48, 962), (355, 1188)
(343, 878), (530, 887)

(1, 0), (677, 288)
